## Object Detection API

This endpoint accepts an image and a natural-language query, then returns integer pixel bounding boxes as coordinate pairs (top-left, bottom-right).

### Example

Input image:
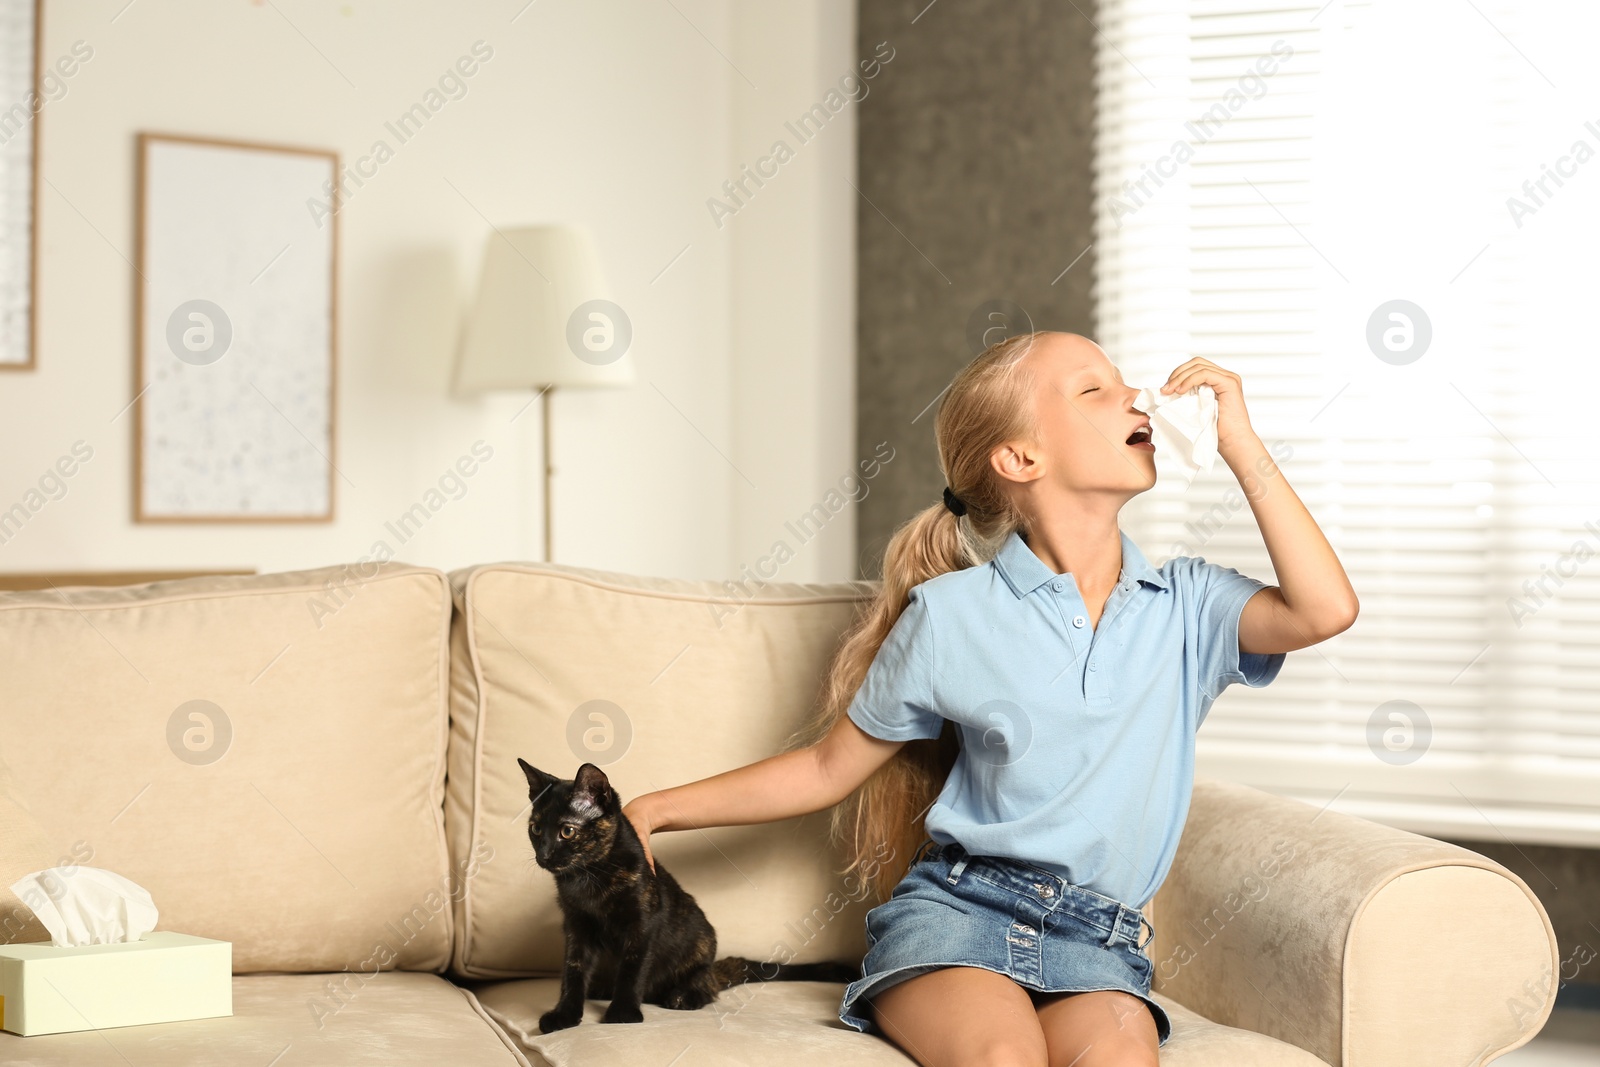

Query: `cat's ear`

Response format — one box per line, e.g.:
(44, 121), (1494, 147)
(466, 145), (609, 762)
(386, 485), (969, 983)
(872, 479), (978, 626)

(572, 763), (614, 810)
(518, 757), (554, 797)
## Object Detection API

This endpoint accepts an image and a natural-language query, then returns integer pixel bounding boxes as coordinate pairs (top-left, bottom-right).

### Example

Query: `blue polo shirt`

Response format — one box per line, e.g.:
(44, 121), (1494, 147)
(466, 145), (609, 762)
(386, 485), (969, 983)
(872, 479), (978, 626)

(847, 526), (1286, 909)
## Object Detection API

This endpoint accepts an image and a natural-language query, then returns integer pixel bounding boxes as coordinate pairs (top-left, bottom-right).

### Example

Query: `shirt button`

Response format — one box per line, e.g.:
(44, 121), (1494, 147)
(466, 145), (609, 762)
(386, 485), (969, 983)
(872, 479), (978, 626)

(1089, 660), (1097, 671)
(1051, 580), (1063, 592)
(1072, 615), (1086, 628)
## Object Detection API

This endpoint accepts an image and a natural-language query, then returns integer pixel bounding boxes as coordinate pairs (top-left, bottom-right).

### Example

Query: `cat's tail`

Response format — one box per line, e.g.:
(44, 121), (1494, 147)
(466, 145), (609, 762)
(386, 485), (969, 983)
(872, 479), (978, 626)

(711, 956), (859, 990)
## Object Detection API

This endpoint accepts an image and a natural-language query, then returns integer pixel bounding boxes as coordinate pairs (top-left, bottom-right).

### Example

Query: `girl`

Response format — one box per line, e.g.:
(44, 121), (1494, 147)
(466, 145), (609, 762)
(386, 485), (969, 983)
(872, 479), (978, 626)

(624, 331), (1357, 1066)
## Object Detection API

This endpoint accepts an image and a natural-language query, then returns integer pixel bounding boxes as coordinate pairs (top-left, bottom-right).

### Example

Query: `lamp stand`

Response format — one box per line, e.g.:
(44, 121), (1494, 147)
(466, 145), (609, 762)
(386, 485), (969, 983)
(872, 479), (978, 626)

(542, 384), (555, 562)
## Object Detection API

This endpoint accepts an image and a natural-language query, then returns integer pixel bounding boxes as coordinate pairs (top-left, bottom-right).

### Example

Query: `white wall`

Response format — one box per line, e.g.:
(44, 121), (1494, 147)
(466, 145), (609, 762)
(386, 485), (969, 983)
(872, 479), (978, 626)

(0, 0), (856, 583)
(730, 1), (859, 590)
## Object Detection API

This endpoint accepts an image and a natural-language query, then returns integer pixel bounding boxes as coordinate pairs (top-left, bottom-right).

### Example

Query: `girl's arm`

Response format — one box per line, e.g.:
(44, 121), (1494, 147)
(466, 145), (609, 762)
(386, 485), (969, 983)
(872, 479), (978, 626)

(1162, 360), (1360, 653)
(622, 716), (905, 873)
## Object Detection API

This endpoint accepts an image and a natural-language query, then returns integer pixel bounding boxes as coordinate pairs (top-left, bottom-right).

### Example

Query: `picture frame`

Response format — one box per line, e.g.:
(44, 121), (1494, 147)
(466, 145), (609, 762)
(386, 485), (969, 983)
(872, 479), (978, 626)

(133, 132), (339, 523)
(0, 0), (40, 371)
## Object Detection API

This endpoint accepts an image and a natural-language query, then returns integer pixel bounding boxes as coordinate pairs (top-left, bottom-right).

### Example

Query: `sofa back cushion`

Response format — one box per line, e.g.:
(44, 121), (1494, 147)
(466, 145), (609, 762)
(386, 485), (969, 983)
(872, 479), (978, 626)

(0, 565), (455, 972)
(0, 788), (56, 946)
(445, 561), (880, 979)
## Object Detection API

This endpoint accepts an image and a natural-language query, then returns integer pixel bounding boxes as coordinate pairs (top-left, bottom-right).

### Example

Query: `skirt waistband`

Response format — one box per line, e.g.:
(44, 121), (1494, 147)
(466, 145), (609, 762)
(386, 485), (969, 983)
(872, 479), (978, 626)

(913, 838), (1153, 950)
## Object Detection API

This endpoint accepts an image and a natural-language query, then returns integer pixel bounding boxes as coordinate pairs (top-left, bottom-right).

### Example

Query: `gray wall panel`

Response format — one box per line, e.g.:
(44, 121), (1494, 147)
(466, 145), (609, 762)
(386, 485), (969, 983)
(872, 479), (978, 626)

(856, 0), (1100, 578)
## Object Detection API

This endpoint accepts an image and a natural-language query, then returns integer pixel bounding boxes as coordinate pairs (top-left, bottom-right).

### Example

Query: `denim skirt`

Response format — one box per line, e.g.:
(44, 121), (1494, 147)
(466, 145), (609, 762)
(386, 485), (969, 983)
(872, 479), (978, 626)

(837, 838), (1171, 1048)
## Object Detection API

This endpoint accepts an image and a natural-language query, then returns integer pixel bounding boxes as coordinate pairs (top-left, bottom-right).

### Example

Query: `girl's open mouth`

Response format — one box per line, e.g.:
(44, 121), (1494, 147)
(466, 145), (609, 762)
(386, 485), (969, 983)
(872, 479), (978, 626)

(1126, 427), (1154, 451)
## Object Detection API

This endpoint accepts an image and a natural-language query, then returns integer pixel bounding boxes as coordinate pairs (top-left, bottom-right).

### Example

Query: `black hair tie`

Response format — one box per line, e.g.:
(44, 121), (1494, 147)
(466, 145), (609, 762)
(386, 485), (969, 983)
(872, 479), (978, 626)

(942, 486), (967, 517)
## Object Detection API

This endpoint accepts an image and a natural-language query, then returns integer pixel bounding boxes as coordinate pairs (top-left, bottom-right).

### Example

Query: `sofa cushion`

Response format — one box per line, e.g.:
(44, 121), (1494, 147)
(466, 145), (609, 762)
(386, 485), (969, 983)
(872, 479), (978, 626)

(472, 979), (1329, 1065)
(444, 561), (878, 979)
(0, 786), (57, 945)
(0, 565), (456, 972)
(0, 972), (527, 1065)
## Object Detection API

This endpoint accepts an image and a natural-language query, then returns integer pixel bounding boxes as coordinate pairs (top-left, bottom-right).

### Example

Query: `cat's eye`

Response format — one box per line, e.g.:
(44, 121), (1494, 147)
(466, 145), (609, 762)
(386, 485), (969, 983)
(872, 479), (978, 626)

(559, 825), (577, 840)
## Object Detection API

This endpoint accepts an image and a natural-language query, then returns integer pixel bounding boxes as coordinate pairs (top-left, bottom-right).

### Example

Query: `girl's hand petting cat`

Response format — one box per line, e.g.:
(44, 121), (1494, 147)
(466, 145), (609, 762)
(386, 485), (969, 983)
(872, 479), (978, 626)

(622, 800), (657, 874)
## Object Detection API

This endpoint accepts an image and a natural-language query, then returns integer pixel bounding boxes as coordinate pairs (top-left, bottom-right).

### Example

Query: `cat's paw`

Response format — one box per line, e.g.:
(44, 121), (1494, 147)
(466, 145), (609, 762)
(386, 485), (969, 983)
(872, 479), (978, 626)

(538, 1007), (582, 1033)
(601, 1001), (645, 1024)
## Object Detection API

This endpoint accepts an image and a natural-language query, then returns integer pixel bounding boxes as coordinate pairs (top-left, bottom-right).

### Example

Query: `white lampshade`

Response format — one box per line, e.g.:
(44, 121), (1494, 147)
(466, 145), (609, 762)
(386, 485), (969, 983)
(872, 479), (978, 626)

(452, 225), (636, 395)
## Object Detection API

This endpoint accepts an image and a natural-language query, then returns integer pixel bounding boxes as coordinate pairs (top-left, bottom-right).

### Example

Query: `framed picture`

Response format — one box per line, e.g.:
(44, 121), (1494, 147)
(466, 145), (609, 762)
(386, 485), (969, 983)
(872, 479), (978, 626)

(0, 0), (39, 370)
(133, 133), (339, 522)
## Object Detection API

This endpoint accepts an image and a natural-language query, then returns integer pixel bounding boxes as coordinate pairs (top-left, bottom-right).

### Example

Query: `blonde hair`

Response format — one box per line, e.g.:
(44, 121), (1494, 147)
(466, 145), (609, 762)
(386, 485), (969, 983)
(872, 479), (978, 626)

(788, 331), (1046, 904)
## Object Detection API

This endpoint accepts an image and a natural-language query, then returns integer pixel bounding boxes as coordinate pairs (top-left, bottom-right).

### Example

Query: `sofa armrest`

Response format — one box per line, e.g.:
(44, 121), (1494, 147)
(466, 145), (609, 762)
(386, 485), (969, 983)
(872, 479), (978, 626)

(1146, 776), (1559, 1065)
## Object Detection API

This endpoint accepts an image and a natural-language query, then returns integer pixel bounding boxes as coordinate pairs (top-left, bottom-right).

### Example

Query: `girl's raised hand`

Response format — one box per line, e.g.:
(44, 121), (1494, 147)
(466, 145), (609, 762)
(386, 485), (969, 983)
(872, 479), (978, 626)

(1160, 358), (1258, 451)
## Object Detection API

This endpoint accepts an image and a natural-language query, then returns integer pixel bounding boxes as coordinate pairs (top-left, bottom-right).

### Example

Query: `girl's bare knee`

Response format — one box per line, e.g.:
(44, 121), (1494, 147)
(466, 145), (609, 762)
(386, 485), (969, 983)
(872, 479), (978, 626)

(1035, 989), (1160, 1067)
(869, 967), (1048, 1067)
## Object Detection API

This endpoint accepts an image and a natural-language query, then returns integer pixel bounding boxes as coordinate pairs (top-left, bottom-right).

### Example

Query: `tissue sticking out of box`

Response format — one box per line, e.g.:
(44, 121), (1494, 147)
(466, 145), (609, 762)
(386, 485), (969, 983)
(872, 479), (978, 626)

(9, 866), (159, 947)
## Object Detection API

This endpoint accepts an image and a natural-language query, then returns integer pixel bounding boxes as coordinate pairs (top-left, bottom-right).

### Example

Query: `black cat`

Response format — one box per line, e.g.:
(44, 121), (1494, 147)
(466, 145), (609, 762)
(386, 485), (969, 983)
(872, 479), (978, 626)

(518, 758), (858, 1031)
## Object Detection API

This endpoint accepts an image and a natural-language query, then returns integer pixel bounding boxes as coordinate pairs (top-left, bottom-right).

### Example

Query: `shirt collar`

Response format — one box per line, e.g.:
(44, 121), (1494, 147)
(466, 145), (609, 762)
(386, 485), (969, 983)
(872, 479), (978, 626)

(992, 526), (1169, 599)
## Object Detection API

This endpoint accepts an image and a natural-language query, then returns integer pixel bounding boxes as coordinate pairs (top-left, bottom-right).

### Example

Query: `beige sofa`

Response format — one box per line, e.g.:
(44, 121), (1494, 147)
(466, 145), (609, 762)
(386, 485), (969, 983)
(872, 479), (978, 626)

(0, 559), (1559, 1065)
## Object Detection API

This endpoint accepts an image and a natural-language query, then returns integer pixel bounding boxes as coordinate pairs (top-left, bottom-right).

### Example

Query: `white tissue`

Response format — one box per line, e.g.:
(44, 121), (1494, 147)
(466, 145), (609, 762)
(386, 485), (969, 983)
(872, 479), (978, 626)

(9, 866), (159, 947)
(1133, 383), (1219, 486)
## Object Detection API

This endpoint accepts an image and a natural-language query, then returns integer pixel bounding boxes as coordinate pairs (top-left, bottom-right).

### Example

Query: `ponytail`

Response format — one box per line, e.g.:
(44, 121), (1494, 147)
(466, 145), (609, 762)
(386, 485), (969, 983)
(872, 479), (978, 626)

(786, 332), (1043, 902)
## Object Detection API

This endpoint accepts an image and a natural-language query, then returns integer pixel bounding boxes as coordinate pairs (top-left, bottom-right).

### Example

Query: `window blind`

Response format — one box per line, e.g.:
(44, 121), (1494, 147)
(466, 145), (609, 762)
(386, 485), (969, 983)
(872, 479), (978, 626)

(1094, 0), (1600, 847)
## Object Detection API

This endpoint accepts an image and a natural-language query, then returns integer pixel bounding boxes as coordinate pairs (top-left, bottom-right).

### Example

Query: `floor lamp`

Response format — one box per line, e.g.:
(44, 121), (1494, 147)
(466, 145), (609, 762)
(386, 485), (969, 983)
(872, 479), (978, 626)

(453, 225), (635, 562)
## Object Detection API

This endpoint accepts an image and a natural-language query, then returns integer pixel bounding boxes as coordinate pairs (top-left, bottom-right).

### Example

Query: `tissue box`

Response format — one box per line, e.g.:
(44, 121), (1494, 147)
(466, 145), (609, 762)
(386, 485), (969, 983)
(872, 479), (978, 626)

(0, 931), (231, 1036)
